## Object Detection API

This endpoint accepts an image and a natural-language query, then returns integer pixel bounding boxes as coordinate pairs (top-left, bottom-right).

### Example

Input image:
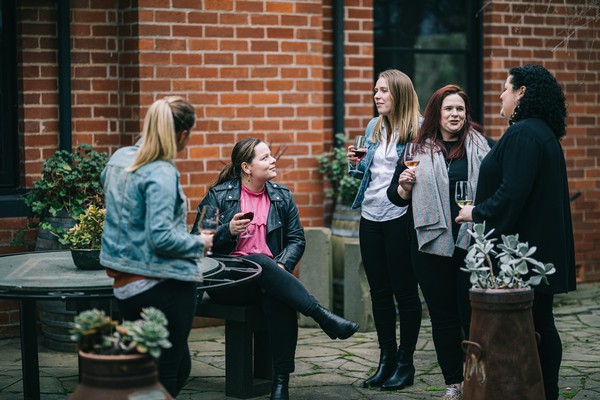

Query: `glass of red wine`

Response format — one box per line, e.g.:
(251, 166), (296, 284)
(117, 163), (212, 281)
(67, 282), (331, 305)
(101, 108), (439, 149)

(239, 198), (254, 238)
(352, 135), (367, 172)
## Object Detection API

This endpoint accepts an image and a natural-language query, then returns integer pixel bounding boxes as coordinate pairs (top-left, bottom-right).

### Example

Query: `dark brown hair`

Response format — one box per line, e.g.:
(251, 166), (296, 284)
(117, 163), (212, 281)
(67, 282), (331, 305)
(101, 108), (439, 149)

(414, 85), (483, 160)
(210, 138), (262, 189)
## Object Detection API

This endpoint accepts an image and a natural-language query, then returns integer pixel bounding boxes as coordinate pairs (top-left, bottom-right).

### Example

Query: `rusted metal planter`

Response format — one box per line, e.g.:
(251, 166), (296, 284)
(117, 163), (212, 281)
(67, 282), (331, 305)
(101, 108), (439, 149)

(70, 352), (173, 400)
(462, 288), (545, 400)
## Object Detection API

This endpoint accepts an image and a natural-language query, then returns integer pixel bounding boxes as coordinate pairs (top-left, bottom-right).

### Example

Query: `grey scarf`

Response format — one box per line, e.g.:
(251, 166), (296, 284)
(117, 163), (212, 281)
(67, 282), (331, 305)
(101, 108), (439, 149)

(411, 130), (491, 257)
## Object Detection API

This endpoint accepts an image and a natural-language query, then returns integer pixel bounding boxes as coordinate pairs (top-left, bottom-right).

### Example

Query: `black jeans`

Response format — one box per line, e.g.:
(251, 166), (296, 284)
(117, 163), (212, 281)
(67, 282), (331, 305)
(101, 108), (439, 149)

(204, 254), (319, 374)
(533, 291), (561, 400)
(116, 279), (197, 398)
(359, 215), (422, 353)
(409, 229), (471, 385)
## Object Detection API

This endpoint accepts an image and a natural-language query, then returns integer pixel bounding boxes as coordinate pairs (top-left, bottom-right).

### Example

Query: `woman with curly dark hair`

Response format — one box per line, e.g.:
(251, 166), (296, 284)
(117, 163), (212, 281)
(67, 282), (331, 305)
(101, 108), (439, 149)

(457, 65), (576, 400)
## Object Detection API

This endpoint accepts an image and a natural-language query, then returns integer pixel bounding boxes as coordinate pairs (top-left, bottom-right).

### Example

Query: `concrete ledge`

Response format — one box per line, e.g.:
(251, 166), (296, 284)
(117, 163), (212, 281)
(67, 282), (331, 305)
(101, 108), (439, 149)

(343, 239), (375, 332)
(299, 227), (332, 328)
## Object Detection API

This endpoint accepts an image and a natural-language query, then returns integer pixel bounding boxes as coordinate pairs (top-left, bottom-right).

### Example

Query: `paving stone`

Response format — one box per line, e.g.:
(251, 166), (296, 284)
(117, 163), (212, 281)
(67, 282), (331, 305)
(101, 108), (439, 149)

(1, 283), (599, 399)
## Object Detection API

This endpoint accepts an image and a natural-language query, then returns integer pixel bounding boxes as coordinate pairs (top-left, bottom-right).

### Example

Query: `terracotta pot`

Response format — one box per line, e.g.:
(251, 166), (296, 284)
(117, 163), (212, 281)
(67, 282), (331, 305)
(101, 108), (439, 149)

(462, 288), (544, 400)
(69, 352), (173, 400)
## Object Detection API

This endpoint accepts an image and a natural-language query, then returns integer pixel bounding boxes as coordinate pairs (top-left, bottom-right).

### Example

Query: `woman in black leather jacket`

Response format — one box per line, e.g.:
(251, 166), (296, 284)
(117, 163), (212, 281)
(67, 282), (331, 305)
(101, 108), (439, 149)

(192, 138), (359, 400)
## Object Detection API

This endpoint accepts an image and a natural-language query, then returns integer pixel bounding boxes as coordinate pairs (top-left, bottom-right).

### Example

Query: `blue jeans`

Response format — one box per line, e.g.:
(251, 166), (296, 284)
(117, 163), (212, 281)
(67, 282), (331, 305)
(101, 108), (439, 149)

(116, 279), (197, 397)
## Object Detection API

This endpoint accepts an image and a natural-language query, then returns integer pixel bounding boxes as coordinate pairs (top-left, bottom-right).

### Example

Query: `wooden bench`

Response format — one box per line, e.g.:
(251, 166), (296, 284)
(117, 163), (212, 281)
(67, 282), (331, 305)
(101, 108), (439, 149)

(196, 293), (272, 399)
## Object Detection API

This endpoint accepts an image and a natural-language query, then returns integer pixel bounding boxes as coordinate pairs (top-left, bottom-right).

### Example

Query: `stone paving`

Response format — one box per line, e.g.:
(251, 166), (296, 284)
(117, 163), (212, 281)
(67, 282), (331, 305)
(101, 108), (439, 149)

(0, 283), (598, 399)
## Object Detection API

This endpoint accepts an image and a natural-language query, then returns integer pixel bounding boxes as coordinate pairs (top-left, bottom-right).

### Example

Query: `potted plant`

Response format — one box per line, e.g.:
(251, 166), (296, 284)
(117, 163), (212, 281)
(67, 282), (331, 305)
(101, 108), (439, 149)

(18, 144), (108, 250)
(317, 133), (360, 209)
(69, 307), (174, 399)
(61, 204), (105, 270)
(460, 222), (556, 400)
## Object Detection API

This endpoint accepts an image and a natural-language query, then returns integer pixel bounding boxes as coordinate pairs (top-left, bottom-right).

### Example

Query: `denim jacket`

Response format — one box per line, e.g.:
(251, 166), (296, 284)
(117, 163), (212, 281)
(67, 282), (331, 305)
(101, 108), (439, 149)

(100, 143), (204, 281)
(349, 117), (406, 209)
(191, 179), (305, 273)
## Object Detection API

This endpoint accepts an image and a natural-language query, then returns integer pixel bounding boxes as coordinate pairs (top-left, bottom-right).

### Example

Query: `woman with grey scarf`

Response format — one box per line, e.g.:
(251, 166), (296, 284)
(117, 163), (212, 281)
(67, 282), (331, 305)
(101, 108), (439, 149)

(387, 85), (494, 400)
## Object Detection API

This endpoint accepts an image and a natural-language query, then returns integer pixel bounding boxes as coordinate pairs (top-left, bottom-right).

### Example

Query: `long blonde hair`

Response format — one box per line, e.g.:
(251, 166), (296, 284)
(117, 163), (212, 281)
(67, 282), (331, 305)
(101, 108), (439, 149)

(373, 69), (420, 145)
(129, 96), (195, 172)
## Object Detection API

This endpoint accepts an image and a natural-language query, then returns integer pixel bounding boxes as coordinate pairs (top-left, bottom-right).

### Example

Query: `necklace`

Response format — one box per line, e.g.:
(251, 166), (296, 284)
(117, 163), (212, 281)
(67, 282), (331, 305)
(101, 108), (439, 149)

(446, 158), (453, 173)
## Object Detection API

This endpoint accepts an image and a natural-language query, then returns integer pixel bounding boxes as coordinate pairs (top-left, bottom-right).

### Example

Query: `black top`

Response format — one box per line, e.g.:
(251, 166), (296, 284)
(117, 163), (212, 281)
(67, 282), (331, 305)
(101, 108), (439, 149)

(473, 118), (576, 294)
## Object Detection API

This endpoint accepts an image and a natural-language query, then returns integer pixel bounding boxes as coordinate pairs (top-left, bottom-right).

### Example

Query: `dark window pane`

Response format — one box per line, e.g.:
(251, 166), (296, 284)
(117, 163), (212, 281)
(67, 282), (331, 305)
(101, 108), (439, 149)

(375, 51), (465, 107)
(374, 0), (467, 51)
(373, 0), (482, 121)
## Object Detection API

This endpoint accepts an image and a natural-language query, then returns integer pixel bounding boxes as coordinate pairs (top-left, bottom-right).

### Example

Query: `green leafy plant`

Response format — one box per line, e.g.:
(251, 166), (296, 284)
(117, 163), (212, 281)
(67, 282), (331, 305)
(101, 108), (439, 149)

(22, 144), (108, 240)
(61, 204), (105, 250)
(317, 133), (360, 207)
(70, 307), (172, 359)
(461, 222), (556, 289)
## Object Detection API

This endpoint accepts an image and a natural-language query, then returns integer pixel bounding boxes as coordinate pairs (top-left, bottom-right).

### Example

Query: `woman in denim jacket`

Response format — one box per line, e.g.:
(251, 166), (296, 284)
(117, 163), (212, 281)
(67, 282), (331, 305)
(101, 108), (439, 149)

(193, 138), (359, 400)
(346, 69), (423, 391)
(100, 97), (212, 397)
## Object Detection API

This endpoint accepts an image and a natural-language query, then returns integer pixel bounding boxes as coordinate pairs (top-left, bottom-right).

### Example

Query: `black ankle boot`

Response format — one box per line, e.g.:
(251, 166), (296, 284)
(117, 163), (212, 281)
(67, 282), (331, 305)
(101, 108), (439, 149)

(362, 348), (397, 388)
(270, 373), (289, 400)
(380, 348), (415, 391)
(310, 304), (359, 340)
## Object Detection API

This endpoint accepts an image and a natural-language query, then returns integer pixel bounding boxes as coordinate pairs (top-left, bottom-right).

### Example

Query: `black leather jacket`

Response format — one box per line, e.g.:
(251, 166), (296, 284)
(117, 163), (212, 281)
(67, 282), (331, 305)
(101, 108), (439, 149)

(191, 179), (305, 273)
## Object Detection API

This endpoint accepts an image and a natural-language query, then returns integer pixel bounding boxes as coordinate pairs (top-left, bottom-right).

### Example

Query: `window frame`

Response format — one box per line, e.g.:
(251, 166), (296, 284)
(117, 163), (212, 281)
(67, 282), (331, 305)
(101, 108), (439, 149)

(373, 0), (484, 122)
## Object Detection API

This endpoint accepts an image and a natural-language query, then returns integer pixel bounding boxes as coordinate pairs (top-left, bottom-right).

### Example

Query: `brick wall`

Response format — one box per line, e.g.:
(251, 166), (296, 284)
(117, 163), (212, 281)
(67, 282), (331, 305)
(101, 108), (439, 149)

(482, 1), (600, 282)
(1, 1), (598, 338)
(1, 0), (375, 337)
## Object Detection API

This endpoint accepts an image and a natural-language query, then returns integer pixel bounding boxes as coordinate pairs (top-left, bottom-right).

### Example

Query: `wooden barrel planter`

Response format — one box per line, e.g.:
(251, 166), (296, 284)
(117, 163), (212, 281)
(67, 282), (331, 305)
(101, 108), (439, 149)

(38, 300), (77, 352)
(35, 210), (76, 251)
(462, 288), (545, 400)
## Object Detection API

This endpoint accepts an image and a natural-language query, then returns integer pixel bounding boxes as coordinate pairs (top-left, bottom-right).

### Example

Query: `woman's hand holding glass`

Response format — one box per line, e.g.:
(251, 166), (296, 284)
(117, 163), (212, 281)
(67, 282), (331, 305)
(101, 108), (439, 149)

(398, 168), (416, 190)
(454, 182), (474, 223)
(347, 135), (367, 172)
(402, 143), (420, 182)
(230, 212), (252, 237)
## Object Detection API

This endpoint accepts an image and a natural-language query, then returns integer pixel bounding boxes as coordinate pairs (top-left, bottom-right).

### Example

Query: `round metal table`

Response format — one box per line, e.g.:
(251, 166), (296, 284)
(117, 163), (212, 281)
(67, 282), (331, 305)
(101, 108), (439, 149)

(0, 250), (225, 400)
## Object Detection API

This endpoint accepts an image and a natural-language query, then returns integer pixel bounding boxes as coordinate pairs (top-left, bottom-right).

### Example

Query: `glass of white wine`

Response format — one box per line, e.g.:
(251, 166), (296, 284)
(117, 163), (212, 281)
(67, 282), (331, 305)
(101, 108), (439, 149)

(403, 143), (420, 182)
(199, 205), (219, 255)
(455, 181), (473, 209)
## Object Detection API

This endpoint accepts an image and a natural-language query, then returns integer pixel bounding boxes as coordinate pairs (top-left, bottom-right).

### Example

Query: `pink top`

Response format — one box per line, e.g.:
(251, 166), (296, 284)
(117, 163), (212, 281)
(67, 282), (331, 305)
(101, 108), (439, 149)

(231, 185), (273, 258)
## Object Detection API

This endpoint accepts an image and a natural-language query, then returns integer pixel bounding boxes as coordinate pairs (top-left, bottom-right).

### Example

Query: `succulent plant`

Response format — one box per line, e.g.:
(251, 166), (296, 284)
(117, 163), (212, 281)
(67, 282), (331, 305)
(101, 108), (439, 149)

(70, 309), (117, 354)
(461, 222), (556, 289)
(70, 307), (172, 359)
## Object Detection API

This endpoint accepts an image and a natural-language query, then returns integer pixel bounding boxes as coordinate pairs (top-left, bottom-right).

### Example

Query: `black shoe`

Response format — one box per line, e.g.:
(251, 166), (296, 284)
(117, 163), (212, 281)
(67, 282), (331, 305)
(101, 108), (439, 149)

(380, 349), (415, 391)
(310, 304), (359, 340)
(270, 373), (289, 400)
(362, 348), (397, 388)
